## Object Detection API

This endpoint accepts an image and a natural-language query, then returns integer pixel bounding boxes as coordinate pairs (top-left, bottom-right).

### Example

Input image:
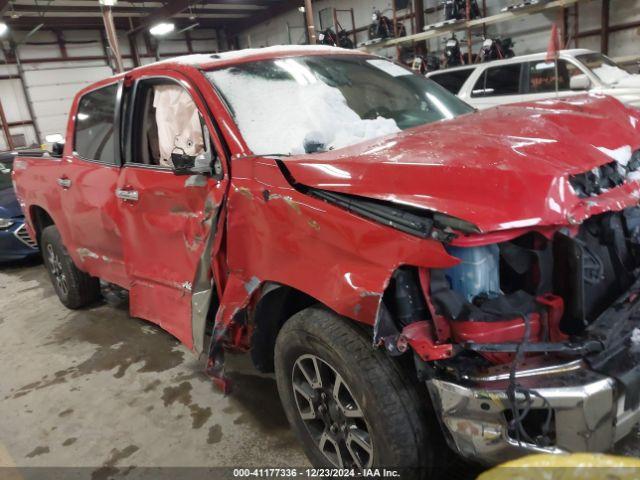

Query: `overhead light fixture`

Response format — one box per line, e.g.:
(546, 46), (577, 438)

(177, 23), (199, 34)
(149, 22), (175, 36)
(99, 0), (118, 5)
(298, 6), (305, 12)
(0, 22), (8, 37)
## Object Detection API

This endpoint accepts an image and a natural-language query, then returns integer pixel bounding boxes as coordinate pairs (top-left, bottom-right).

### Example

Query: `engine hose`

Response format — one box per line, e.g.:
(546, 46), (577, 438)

(506, 312), (554, 447)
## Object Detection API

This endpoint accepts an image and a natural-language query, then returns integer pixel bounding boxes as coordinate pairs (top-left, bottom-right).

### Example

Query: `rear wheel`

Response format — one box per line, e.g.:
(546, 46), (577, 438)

(41, 225), (100, 309)
(274, 307), (443, 478)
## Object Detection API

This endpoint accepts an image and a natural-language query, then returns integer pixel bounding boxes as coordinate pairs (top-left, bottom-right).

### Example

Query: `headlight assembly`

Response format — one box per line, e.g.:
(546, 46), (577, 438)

(0, 218), (15, 230)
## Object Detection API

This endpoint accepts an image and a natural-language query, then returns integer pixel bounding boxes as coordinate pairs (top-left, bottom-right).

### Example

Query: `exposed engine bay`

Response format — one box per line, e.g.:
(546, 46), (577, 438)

(375, 205), (640, 461)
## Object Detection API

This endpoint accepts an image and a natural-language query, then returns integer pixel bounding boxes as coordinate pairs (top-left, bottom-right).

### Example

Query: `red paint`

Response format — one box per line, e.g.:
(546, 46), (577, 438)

(10, 48), (640, 375)
(400, 321), (453, 361)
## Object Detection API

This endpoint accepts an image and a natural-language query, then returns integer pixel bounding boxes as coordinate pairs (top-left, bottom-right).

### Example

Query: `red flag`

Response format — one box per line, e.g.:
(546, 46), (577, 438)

(546, 23), (561, 62)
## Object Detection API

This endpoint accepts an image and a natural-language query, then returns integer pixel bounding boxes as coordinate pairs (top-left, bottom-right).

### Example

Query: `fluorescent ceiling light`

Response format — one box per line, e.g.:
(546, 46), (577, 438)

(99, 0), (118, 5)
(177, 23), (199, 34)
(149, 22), (175, 36)
(0, 22), (8, 36)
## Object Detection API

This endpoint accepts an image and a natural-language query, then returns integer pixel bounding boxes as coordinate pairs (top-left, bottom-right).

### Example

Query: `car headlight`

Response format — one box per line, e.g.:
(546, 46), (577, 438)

(0, 218), (15, 230)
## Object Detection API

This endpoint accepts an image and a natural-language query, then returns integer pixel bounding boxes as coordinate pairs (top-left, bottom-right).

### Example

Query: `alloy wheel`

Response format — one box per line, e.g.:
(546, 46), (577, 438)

(46, 243), (69, 297)
(291, 354), (373, 469)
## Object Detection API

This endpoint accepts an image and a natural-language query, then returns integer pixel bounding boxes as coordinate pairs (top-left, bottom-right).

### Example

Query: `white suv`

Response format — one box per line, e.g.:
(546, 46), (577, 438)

(427, 49), (640, 109)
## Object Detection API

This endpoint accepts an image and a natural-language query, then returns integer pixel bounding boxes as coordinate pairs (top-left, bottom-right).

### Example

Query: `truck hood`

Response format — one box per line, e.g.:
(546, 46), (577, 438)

(0, 187), (21, 218)
(282, 95), (640, 233)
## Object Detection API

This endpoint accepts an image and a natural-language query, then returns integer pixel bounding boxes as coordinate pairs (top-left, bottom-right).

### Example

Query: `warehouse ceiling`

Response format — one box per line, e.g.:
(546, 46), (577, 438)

(0, 0), (297, 32)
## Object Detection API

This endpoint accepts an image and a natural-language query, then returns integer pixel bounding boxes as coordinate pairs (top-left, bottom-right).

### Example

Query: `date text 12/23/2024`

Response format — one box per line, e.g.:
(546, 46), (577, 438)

(233, 468), (401, 477)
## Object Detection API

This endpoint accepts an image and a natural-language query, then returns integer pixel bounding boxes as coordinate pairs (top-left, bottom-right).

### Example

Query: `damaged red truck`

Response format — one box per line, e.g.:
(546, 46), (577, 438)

(11, 45), (640, 473)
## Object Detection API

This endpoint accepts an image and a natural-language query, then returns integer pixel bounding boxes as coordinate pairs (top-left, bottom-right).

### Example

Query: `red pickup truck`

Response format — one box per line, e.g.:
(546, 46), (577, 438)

(12, 45), (640, 473)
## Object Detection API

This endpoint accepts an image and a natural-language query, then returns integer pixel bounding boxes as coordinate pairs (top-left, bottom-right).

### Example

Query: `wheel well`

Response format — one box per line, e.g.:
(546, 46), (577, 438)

(250, 284), (317, 373)
(29, 206), (54, 247)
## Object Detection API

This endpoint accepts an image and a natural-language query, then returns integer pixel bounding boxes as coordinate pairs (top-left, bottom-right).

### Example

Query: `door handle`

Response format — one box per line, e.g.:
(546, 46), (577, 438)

(57, 177), (71, 189)
(115, 189), (139, 202)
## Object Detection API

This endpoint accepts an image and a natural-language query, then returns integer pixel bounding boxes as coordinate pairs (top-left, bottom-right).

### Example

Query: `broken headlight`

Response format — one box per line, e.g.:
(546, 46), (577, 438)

(570, 149), (640, 198)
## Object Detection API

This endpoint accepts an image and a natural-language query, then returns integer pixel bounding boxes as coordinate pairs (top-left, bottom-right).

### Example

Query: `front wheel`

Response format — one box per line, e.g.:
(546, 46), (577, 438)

(274, 307), (443, 477)
(41, 225), (100, 309)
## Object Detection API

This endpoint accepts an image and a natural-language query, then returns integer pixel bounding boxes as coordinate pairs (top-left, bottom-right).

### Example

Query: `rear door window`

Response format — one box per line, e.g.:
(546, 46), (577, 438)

(74, 83), (118, 164)
(527, 59), (582, 93)
(429, 69), (474, 94)
(471, 64), (522, 97)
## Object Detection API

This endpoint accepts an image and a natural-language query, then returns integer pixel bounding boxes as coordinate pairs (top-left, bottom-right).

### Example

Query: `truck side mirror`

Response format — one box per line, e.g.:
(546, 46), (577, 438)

(570, 74), (591, 91)
(45, 133), (65, 158)
(171, 148), (211, 176)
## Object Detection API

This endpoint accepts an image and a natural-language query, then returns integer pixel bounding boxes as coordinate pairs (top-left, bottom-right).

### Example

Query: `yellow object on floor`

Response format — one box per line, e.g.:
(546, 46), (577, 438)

(477, 453), (640, 480)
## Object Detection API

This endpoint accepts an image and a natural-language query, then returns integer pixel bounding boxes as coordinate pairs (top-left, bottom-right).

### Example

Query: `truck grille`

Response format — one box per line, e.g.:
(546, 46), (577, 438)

(14, 223), (38, 249)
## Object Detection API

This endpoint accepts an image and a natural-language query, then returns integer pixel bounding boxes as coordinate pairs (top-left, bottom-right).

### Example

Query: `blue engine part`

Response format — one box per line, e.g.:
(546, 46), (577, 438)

(444, 244), (501, 302)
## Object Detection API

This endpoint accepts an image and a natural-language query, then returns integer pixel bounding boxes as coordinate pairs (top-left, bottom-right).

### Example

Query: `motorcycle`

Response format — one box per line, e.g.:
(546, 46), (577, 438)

(318, 27), (354, 49)
(443, 0), (481, 21)
(444, 35), (465, 68)
(412, 54), (441, 74)
(368, 9), (407, 40)
(478, 37), (515, 62)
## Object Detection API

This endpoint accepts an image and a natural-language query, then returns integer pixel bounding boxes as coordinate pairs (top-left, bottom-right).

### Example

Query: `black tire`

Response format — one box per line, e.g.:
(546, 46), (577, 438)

(41, 225), (100, 309)
(274, 307), (444, 478)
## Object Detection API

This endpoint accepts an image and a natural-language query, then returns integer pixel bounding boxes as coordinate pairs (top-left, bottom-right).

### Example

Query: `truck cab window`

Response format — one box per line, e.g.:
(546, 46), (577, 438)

(74, 83), (118, 164)
(131, 81), (208, 168)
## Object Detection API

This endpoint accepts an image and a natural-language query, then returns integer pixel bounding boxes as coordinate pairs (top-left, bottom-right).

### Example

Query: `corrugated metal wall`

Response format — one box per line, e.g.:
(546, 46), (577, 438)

(0, 28), (220, 151)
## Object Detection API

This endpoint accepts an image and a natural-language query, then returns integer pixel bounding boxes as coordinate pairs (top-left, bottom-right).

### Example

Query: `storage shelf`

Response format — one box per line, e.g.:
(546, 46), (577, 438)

(358, 0), (585, 51)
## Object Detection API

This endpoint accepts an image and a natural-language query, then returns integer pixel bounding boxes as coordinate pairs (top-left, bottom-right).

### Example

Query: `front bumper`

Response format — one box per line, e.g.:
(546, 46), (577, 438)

(428, 281), (640, 465)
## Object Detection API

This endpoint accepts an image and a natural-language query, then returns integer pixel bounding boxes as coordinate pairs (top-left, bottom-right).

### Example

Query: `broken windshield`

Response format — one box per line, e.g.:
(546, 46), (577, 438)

(206, 55), (473, 156)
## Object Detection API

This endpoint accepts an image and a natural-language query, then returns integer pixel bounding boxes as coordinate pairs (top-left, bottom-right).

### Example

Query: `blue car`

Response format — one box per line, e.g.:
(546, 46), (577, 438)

(0, 152), (39, 261)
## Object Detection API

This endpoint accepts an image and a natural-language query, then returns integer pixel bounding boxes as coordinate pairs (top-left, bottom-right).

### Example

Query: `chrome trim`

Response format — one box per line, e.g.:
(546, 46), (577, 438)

(426, 365), (635, 465)
(57, 178), (72, 188)
(115, 189), (139, 202)
(13, 223), (38, 249)
(461, 359), (584, 382)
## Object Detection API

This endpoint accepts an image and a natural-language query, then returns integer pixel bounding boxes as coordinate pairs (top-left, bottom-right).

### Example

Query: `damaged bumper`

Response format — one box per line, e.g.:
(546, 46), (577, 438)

(428, 363), (640, 465)
(428, 283), (640, 465)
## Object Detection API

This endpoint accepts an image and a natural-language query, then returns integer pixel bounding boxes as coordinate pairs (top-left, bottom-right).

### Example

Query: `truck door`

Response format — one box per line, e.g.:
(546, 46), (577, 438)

(60, 81), (127, 286)
(116, 74), (228, 351)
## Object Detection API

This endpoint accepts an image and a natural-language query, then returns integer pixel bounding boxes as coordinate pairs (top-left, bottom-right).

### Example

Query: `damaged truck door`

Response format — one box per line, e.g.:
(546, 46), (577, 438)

(116, 73), (228, 350)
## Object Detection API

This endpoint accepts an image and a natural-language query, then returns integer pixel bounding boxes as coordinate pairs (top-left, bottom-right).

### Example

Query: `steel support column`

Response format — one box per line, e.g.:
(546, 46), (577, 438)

(101, 6), (124, 73)
(601, 0), (610, 54)
(305, 0), (316, 44)
(12, 43), (41, 145)
(0, 96), (14, 150)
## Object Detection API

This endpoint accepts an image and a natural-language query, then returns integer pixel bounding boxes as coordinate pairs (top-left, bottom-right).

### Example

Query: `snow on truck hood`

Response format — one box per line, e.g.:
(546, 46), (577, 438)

(282, 95), (640, 234)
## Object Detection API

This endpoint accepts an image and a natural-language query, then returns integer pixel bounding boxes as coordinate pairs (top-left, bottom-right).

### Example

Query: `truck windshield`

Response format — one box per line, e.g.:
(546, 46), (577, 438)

(0, 160), (13, 191)
(575, 52), (628, 85)
(206, 55), (474, 156)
